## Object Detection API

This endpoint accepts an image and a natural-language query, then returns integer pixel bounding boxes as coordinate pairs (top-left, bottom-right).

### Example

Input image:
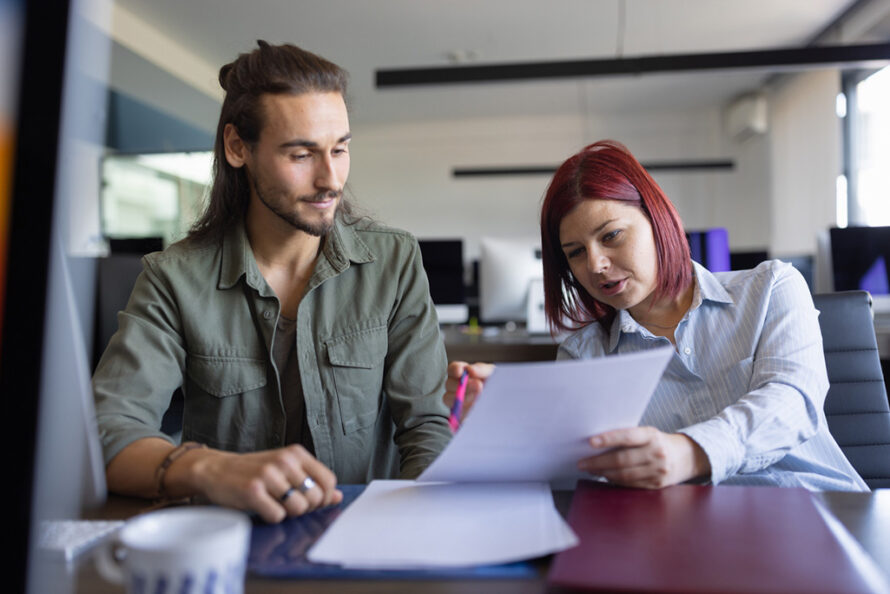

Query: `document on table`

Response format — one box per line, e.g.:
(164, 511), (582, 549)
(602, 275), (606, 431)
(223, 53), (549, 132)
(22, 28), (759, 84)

(420, 346), (674, 483)
(307, 480), (578, 568)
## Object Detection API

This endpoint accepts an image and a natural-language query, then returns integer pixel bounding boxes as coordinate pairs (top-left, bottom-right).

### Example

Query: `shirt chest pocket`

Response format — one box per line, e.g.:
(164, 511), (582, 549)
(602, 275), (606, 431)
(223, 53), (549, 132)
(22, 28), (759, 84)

(325, 325), (387, 434)
(186, 355), (268, 397)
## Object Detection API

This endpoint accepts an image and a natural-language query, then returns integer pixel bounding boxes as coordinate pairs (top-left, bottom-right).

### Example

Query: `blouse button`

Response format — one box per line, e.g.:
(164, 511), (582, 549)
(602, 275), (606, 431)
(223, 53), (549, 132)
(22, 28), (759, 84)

(683, 347), (692, 355)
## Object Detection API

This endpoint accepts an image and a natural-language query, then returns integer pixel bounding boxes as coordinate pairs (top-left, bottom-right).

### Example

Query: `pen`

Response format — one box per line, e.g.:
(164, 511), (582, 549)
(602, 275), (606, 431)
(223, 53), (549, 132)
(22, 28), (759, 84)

(448, 369), (469, 432)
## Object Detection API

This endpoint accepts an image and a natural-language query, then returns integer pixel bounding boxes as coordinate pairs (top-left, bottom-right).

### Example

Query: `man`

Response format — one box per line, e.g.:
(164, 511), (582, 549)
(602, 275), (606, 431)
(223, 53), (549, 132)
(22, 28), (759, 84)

(93, 41), (451, 523)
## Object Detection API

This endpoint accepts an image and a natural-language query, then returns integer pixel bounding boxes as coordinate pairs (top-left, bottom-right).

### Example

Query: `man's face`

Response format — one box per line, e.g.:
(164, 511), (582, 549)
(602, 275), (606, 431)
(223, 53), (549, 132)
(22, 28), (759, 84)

(239, 92), (351, 237)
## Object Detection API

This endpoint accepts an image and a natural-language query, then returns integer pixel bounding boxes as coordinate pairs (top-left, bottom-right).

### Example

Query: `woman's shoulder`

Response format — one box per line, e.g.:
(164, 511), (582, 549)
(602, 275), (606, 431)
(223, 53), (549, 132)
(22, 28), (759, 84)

(711, 259), (801, 291)
(557, 322), (609, 359)
(707, 259), (809, 312)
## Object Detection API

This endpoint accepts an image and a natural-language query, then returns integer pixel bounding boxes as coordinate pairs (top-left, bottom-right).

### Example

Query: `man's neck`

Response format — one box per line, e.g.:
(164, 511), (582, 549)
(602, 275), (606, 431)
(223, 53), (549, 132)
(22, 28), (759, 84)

(245, 210), (327, 318)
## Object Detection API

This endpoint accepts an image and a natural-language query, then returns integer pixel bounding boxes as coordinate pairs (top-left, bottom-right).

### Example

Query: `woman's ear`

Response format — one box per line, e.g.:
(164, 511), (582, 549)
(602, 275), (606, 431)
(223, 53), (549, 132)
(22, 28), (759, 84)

(223, 123), (248, 168)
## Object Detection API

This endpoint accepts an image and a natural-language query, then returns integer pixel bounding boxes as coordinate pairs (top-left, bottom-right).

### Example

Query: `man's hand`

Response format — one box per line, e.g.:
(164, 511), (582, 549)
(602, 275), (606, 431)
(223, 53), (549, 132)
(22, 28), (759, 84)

(443, 361), (495, 424)
(168, 444), (342, 523)
(577, 427), (711, 489)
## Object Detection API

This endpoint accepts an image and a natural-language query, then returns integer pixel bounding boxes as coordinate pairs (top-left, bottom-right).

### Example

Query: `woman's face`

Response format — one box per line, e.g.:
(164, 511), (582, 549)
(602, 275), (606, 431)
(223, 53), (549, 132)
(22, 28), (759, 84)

(558, 199), (660, 316)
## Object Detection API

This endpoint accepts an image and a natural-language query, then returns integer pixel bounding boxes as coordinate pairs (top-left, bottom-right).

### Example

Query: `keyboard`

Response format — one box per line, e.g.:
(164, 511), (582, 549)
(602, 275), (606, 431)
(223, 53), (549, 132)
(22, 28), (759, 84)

(37, 519), (124, 562)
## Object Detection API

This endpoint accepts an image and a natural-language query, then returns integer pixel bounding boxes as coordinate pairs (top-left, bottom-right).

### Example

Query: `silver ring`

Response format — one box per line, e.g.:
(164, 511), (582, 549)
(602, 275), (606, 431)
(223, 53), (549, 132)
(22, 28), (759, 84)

(297, 476), (316, 494)
(278, 486), (296, 503)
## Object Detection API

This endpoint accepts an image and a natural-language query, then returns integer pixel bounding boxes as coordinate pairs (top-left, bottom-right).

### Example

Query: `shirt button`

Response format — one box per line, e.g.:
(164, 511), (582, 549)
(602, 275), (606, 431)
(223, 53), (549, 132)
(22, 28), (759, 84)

(684, 347), (692, 355)
(263, 310), (273, 320)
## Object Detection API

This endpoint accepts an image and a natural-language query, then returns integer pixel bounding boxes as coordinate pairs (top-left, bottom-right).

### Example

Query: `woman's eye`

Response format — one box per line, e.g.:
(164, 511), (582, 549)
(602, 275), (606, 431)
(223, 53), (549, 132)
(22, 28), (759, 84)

(565, 247), (583, 259)
(603, 229), (622, 242)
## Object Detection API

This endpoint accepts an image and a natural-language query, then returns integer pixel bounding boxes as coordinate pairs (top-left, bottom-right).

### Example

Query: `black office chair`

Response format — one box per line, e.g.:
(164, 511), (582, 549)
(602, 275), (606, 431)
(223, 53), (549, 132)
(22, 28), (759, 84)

(814, 291), (890, 489)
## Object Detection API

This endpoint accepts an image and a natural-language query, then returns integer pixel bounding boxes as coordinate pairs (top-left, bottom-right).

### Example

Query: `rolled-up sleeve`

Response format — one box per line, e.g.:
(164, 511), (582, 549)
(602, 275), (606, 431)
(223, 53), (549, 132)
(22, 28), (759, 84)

(93, 260), (186, 464)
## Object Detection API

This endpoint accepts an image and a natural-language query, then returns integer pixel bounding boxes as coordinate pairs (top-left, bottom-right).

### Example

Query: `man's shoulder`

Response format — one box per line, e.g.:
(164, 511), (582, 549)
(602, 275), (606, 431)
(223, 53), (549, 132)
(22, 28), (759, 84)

(349, 218), (415, 240)
(141, 236), (222, 276)
(344, 219), (419, 255)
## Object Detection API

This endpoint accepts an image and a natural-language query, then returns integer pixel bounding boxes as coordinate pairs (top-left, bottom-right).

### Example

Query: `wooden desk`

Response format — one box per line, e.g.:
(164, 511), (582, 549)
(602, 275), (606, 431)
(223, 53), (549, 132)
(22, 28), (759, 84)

(62, 488), (890, 593)
(441, 325), (560, 363)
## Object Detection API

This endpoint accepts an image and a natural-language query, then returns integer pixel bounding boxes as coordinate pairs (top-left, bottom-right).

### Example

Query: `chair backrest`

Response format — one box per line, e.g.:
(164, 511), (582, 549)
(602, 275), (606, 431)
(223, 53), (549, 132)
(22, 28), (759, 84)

(814, 291), (890, 489)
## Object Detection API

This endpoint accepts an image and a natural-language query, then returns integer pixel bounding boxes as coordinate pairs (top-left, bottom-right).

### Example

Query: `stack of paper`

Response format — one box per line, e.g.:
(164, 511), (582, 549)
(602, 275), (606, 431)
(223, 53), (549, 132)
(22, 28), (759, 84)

(308, 347), (673, 569)
(307, 480), (576, 568)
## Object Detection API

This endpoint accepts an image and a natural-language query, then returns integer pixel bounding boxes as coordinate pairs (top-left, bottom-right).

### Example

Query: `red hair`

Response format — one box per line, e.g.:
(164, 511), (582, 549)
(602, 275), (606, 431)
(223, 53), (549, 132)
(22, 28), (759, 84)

(540, 140), (692, 333)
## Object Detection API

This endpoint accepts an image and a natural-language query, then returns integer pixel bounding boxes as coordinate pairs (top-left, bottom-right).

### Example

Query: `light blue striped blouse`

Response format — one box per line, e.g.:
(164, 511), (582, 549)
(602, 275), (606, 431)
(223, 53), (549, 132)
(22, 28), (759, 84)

(557, 260), (868, 492)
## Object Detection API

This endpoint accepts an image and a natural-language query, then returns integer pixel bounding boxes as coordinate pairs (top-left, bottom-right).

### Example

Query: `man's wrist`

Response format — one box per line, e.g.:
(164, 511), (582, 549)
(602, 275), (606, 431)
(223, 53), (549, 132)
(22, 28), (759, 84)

(158, 443), (217, 499)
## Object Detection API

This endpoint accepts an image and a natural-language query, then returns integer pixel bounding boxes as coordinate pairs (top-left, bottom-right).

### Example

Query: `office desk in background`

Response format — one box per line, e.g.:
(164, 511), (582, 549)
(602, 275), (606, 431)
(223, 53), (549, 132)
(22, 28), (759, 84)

(441, 325), (560, 363)
(70, 488), (890, 593)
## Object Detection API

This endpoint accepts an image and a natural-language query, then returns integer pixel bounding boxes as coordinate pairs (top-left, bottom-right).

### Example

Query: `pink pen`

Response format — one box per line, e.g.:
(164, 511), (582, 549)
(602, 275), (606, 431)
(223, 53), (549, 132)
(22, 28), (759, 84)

(448, 369), (469, 432)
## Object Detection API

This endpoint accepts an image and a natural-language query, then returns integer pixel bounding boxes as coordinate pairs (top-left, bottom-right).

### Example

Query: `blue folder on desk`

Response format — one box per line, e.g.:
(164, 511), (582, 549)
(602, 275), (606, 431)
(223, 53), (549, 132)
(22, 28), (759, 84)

(248, 485), (537, 579)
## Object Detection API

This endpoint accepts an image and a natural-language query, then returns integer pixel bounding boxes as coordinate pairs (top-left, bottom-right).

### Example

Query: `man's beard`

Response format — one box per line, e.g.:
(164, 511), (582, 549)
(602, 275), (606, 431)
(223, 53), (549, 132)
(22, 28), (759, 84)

(252, 176), (341, 237)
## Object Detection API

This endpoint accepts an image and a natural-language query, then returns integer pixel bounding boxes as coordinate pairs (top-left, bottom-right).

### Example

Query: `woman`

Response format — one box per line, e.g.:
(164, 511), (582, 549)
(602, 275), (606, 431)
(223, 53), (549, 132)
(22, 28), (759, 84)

(446, 140), (867, 492)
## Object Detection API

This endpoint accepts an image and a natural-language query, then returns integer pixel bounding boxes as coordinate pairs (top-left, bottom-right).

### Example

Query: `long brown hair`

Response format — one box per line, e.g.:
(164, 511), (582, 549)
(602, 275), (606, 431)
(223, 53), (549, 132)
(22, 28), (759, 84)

(187, 40), (351, 244)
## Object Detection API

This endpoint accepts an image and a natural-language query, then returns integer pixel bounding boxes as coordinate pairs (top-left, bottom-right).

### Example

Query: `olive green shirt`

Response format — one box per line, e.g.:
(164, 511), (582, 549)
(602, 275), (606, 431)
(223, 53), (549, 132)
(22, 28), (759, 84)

(93, 218), (452, 483)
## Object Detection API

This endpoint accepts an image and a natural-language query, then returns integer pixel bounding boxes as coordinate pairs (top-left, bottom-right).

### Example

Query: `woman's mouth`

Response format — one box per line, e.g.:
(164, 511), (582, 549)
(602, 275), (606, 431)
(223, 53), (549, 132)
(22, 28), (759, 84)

(599, 278), (627, 296)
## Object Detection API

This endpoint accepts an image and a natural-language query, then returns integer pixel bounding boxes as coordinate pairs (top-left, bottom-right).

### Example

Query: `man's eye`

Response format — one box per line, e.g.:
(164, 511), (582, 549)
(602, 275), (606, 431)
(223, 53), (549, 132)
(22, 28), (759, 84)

(333, 147), (348, 156)
(290, 153), (310, 161)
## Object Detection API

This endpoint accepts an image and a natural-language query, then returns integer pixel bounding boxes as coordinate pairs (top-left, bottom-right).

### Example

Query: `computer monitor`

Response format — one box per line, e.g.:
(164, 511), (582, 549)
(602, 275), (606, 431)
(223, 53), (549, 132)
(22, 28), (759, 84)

(0, 1), (111, 591)
(479, 237), (543, 324)
(829, 226), (890, 314)
(686, 228), (730, 272)
(730, 250), (769, 271)
(417, 239), (468, 324)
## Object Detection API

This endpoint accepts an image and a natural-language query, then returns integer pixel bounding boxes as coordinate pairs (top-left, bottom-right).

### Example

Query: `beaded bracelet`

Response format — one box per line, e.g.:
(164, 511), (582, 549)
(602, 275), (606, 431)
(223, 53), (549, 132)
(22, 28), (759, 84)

(155, 441), (206, 498)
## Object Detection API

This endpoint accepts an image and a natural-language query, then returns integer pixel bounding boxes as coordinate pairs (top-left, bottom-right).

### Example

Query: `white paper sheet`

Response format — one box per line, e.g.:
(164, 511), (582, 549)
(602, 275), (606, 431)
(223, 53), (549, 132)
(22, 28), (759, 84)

(306, 480), (578, 568)
(420, 346), (673, 483)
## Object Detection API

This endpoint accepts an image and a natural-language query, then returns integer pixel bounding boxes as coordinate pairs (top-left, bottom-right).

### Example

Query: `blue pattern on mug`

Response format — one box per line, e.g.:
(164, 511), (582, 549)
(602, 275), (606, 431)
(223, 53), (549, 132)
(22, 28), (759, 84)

(130, 572), (147, 594)
(178, 573), (194, 594)
(153, 575), (168, 594)
(203, 570), (217, 594)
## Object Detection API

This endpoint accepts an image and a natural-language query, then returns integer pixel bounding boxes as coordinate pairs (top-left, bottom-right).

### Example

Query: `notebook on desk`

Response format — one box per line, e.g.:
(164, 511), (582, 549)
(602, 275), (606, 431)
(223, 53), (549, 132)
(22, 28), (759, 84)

(548, 481), (880, 593)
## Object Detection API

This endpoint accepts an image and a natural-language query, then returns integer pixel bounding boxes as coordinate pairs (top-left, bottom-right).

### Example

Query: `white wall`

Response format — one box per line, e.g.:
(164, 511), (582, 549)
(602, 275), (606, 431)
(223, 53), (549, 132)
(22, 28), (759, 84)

(350, 105), (773, 263)
(768, 69), (842, 257)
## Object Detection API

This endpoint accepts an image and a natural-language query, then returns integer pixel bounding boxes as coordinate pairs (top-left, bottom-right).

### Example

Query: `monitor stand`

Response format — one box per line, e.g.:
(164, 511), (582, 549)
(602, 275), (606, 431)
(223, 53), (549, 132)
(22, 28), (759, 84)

(436, 304), (469, 325)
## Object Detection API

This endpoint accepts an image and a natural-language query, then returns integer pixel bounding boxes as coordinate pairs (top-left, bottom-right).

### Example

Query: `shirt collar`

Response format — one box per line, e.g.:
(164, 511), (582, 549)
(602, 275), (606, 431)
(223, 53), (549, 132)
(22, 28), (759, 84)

(691, 260), (733, 306)
(606, 260), (733, 352)
(217, 217), (376, 292)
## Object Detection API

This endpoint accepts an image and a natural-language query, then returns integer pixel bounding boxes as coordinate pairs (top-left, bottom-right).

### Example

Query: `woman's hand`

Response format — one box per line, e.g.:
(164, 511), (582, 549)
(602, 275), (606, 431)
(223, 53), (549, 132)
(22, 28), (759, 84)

(442, 361), (495, 424)
(577, 426), (711, 489)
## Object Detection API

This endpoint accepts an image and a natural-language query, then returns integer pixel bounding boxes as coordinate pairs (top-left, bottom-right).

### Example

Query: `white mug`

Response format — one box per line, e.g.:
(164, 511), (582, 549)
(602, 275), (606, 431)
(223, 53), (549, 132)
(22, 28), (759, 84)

(96, 507), (251, 594)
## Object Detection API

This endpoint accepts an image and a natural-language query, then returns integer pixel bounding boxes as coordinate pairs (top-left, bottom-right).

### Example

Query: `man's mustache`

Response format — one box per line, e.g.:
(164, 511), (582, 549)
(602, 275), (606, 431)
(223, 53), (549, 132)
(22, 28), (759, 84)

(301, 190), (342, 203)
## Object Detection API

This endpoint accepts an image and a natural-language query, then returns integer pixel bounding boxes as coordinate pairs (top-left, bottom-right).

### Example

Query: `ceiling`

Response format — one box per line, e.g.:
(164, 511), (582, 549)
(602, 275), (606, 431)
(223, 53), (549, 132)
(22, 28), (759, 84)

(112, 0), (888, 126)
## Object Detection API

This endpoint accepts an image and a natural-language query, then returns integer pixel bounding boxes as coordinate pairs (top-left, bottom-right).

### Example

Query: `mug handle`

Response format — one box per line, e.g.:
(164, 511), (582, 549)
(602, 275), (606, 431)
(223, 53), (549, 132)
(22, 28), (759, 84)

(95, 540), (127, 584)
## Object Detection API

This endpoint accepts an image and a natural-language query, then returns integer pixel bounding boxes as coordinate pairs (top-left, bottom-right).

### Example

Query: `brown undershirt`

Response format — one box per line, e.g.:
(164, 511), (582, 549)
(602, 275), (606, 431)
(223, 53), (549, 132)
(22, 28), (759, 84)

(271, 315), (314, 454)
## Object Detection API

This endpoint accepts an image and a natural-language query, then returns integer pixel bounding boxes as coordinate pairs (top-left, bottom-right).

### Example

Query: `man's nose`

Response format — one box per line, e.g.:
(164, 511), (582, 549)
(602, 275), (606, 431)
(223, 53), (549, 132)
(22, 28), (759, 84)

(315, 155), (341, 192)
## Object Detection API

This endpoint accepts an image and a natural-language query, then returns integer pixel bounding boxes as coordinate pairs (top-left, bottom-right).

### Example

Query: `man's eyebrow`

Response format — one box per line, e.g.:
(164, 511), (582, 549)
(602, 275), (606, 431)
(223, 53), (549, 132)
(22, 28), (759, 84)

(560, 218), (617, 248)
(279, 133), (352, 149)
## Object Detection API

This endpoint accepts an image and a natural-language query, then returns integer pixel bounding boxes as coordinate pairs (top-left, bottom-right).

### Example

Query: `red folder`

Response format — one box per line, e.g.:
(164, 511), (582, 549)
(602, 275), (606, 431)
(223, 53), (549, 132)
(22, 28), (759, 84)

(548, 481), (876, 593)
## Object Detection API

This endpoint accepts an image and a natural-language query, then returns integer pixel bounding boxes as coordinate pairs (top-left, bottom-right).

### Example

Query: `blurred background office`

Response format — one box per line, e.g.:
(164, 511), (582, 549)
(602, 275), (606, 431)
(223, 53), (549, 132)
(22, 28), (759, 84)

(2, 1), (890, 591)
(90, 0), (890, 327)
